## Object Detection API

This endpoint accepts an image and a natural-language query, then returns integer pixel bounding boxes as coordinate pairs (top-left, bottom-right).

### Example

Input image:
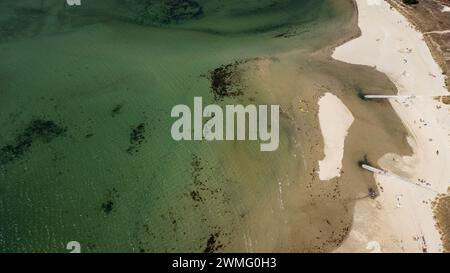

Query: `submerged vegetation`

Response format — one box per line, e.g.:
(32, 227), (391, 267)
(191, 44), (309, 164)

(0, 0), (327, 42)
(203, 231), (224, 253)
(125, 0), (203, 25)
(111, 104), (124, 117)
(0, 119), (66, 166)
(101, 188), (120, 215)
(207, 60), (247, 100)
(122, 0), (324, 35)
(0, 6), (49, 40)
(126, 123), (147, 154)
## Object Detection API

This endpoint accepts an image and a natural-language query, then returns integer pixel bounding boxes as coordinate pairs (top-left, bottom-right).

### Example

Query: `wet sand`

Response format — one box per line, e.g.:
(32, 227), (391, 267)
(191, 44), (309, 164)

(223, 25), (413, 250)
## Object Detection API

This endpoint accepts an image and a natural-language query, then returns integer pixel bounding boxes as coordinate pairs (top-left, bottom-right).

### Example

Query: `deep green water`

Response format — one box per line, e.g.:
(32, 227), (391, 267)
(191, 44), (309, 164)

(0, 0), (354, 252)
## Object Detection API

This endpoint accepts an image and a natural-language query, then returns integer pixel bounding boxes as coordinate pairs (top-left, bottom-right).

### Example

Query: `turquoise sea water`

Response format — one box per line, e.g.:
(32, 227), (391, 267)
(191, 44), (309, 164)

(0, 0), (356, 252)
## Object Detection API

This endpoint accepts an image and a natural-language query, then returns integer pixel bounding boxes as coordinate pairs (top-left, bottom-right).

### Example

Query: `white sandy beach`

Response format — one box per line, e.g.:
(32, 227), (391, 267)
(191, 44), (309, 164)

(332, 0), (450, 252)
(317, 93), (354, 181)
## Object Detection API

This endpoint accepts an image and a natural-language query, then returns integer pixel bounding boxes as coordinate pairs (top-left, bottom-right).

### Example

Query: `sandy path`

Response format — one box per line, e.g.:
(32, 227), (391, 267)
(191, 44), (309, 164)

(317, 93), (354, 181)
(333, 0), (450, 252)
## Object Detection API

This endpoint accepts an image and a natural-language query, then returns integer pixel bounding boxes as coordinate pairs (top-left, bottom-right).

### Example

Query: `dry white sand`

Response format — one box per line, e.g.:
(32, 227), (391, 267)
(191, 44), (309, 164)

(333, 0), (450, 253)
(317, 93), (354, 181)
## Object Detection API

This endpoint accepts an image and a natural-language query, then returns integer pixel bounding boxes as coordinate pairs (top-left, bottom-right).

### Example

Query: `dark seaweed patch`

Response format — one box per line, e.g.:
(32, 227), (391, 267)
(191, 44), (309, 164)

(101, 188), (120, 214)
(189, 154), (206, 206)
(189, 153), (230, 205)
(207, 60), (246, 100)
(125, 0), (203, 26)
(203, 231), (223, 253)
(187, 154), (232, 251)
(126, 123), (146, 154)
(190, 190), (203, 202)
(322, 224), (351, 248)
(0, 119), (66, 165)
(101, 200), (114, 214)
(111, 104), (123, 117)
(191, 154), (204, 187)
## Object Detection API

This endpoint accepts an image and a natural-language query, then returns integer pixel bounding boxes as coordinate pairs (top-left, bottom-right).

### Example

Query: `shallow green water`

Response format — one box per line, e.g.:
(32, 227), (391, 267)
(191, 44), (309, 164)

(0, 0), (354, 252)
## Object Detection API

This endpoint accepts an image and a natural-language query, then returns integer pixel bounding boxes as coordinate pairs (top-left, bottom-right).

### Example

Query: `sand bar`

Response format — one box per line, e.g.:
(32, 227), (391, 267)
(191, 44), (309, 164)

(317, 92), (354, 181)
